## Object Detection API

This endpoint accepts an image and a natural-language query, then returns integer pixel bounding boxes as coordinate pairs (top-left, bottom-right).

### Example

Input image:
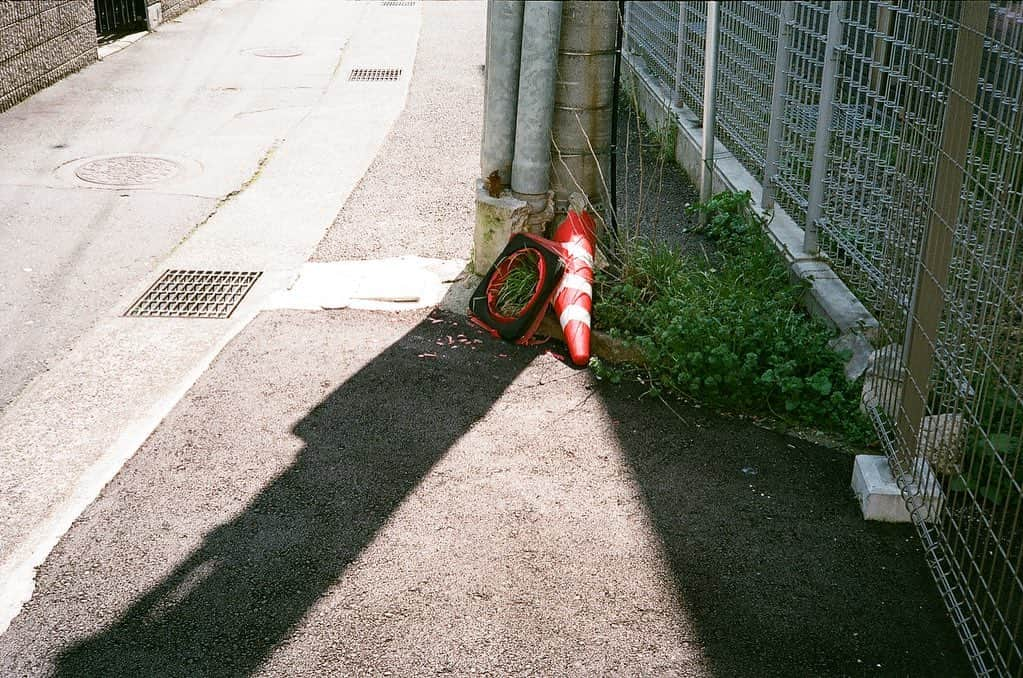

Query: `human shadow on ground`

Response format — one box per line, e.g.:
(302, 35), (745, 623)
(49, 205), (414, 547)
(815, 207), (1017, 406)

(596, 380), (972, 677)
(53, 310), (535, 678)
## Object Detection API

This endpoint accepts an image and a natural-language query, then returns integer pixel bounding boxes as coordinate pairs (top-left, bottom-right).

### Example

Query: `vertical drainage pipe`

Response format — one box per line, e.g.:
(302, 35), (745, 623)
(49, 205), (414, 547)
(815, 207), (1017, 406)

(511, 0), (564, 211)
(608, 0), (625, 235)
(481, 1), (525, 184)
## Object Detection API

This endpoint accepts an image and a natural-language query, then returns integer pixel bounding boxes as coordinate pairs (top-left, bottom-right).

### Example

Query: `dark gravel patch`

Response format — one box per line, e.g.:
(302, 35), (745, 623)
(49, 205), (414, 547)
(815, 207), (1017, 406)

(612, 99), (704, 253)
(598, 382), (971, 677)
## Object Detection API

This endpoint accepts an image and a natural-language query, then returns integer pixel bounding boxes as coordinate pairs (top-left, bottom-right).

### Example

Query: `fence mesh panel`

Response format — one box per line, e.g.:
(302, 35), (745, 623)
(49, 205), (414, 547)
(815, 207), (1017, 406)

(822, 1), (953, 336)
(624, 2), (1023, 675)
(715, 3), (779, 180)
(624, 1), (682, 100)
(772, 1), (829, 222)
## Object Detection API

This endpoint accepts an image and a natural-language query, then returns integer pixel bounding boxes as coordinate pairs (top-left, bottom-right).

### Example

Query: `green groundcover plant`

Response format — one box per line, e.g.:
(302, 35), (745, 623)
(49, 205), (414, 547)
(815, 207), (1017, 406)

(592, 190), (874, 445)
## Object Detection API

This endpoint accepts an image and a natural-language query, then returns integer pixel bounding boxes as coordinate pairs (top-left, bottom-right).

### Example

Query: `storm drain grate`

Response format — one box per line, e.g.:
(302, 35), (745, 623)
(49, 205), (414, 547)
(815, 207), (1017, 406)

(381, 1), (416, 6)
(348, 68), (402, 81)
(125, 270), (262, 319)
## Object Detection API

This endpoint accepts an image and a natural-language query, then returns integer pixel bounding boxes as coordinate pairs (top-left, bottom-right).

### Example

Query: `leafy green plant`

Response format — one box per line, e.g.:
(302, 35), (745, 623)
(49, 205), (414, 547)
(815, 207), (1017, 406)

(593, 190), (874, 443)
(948, 377), (1022, 506)
(950, 432), (1021, 505)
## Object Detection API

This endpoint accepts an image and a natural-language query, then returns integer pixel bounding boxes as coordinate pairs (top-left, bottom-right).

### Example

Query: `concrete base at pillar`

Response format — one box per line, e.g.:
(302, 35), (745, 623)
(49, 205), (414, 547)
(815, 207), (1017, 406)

(472, 180), (552, 275)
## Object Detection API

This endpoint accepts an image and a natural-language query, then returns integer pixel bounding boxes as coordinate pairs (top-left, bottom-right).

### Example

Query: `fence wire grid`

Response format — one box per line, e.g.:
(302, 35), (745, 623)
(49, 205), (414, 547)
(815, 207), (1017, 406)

(625, 2), (1023, 676)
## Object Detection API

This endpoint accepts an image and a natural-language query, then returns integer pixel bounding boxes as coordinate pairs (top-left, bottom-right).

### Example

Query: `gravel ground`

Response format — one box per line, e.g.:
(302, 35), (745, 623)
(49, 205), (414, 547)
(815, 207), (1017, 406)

(0, 308), (969, 676)
(613, 99), (703, 252)
(312, 2), (484, 262)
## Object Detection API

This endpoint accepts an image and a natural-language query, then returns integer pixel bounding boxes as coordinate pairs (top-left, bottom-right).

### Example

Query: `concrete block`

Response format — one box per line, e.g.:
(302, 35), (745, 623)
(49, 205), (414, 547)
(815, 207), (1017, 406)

(919, 413), (966, 475)
(146, 2), (163, 29)
(860, 344), (905, 418)
(852, 454), (941, 523)
(803, 275), (879, 339)
(829, 330), (873, 381)
(472, 180), (531, 275)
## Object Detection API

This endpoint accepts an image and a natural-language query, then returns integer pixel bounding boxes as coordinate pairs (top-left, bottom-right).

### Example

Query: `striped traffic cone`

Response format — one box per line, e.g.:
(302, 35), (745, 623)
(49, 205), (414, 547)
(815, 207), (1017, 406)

(551, 208), (596, 366)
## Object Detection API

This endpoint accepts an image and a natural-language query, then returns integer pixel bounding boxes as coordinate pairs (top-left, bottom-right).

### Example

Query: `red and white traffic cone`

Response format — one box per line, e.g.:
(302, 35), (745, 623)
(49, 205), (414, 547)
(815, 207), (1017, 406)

(551, 208), (596, 366)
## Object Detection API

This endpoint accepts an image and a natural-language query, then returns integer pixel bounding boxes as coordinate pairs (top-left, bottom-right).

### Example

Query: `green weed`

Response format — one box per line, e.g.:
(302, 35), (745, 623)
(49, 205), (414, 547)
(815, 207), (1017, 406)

(593, 190), (874, 444)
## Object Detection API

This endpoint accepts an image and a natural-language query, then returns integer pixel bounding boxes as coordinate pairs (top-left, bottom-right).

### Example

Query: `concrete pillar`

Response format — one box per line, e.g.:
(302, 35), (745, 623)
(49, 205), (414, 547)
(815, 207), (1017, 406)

(549, 0), (618, 218)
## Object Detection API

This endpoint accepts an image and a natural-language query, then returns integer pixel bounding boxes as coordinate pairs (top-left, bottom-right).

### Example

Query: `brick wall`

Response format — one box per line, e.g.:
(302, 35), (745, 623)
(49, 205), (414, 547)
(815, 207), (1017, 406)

(161, 0), (204, 21)
(0, 1), (97, 112)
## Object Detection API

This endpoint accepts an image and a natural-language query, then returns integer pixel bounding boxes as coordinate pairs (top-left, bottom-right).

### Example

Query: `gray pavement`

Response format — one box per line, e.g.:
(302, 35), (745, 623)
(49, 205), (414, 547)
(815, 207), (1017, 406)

(0, 0), (971, 675)
(312, 0), (485, 262)
(0, 308), (970, 676)
(0, 0), (422, 630)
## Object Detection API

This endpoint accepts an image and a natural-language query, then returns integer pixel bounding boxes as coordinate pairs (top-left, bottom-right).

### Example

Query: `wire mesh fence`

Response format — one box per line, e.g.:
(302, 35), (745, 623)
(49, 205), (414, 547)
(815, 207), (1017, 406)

(624, 2), (1023, 675)
(715, 2), (778, 180)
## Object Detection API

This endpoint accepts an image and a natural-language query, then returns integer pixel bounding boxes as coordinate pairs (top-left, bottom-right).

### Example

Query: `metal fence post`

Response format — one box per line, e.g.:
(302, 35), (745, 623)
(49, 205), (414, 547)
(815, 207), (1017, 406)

(804, 1), (846, 254)
(897, 1), (988, 460)
(869, 2), (893, 96)
(622, 1), (631, 55)
(673, 1), (688, 107)
(700, 1), (721, 215)
(762, 2), (794, 209)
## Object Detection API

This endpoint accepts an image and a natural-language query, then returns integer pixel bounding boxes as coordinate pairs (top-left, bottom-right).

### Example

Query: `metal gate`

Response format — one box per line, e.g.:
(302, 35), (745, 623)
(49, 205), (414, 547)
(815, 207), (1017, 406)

(94, 0), (148, 42)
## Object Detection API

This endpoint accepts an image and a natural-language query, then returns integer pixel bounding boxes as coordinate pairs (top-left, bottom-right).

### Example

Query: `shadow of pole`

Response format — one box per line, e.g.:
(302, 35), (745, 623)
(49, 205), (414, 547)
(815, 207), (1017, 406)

(594, 381), (973, 676)
(54, 309), (535, 677)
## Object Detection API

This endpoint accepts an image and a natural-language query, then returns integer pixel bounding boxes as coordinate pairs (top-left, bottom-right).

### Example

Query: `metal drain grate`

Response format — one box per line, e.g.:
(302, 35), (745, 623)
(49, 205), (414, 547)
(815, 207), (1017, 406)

(381, 1), (416, 6)
(125, 270), (262, 319)
(348, 68), (402, 81)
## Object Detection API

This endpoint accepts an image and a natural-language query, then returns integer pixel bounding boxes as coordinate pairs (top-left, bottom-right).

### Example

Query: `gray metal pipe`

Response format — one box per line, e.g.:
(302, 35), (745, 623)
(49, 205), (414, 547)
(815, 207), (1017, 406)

(700, 1), (721, 212)
(804, 1), (846, 254)
(511, 0), (563, 204)
(762, 1), (794, 209)
(481, 1), (525, 184)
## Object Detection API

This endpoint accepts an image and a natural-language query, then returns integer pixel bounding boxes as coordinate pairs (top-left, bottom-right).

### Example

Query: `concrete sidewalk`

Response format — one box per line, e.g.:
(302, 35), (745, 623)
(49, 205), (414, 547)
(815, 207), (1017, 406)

(0, 0), (970, 675)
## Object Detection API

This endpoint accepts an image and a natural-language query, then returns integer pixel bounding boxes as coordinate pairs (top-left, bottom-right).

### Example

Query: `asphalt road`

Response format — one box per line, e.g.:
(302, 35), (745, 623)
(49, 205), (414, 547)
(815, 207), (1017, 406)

(0, 1), (972, 674)
(0, 0), (421, 633)
(0, 308), (971, 676)
(0, 0), (367, 412)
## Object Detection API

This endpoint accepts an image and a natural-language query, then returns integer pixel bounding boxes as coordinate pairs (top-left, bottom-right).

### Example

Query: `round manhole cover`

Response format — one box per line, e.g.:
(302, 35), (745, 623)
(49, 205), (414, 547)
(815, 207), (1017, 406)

(74, 155), (182, 186)
(250, 47), (303, 58)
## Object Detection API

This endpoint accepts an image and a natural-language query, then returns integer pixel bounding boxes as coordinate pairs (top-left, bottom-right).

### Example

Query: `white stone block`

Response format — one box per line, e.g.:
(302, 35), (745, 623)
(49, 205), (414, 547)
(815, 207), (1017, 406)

(146, 3), (163, 29)
(851, 454), (942, 523)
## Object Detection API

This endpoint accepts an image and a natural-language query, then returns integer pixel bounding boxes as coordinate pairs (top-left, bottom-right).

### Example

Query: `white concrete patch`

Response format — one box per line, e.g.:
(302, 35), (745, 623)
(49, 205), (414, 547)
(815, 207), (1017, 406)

(272, 258), (467, 311)
(97, 31), (149, 60)
(851, 454), (942, 523)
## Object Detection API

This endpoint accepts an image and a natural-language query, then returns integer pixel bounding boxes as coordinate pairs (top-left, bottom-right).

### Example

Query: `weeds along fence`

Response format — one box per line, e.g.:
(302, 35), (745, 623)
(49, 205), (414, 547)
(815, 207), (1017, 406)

(624, 2), (1022, 676)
